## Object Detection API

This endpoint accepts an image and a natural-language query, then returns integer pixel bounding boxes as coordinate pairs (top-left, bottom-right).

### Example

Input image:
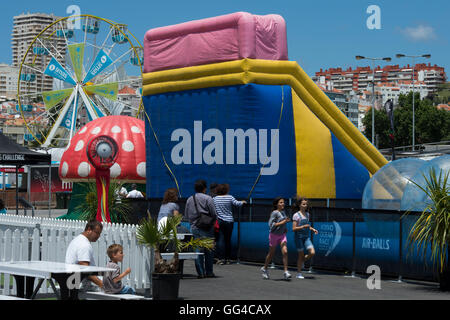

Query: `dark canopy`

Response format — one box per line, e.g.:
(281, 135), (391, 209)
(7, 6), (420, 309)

(0, 132), (51, 166)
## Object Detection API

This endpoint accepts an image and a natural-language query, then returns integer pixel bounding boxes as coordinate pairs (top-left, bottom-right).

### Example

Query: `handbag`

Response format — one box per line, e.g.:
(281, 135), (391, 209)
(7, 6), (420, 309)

(193, 194), (216, 230)
(214, 220), (220, 233)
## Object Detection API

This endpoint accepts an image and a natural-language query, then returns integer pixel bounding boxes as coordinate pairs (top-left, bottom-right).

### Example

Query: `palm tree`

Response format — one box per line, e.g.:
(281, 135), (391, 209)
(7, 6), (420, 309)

(404, 167), (450, 289)
(136, 213), (214, 274)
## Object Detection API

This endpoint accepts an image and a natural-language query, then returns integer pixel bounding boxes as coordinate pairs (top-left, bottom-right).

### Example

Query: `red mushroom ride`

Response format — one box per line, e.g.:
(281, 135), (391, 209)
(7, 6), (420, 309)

(59, 115), (146, 222)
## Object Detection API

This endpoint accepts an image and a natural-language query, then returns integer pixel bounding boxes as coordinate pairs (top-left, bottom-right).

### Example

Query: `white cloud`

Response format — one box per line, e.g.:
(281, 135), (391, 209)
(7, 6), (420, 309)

(400, 25), (437, 41)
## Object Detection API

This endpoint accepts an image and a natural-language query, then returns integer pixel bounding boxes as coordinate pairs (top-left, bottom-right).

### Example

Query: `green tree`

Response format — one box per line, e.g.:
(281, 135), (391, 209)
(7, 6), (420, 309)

(361, 107), (391, 148)
(362, 92), (450, 149)
(429, 82), (450, 105)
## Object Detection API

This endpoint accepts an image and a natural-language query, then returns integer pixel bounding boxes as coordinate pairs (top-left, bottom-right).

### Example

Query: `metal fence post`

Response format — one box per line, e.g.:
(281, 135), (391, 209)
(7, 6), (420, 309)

(236, 205), (241, 264)
(397, 216), (403, 282)
(352, 210), (356, 277)
(345, 208), (357, 278)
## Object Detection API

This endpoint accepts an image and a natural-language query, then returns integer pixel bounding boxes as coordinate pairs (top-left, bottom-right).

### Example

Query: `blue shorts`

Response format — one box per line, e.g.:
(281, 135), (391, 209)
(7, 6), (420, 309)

(294, 237), (313, 252)
(119, 285), (136, 294)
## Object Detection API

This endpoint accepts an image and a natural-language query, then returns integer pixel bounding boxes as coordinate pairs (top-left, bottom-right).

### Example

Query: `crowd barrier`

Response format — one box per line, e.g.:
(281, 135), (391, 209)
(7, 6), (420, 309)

(234, 204), (433, 281)
(149, 198), (434, 282)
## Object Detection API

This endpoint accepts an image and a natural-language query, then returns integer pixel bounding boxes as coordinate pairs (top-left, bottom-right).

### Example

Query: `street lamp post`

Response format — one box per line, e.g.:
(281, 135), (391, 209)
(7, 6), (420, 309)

(355, 55), (392, 146)
(395, 54), (431, 151)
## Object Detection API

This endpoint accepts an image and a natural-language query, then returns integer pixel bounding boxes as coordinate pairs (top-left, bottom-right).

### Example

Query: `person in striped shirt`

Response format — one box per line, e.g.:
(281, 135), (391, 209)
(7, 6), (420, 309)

(213, 184), (246, 265)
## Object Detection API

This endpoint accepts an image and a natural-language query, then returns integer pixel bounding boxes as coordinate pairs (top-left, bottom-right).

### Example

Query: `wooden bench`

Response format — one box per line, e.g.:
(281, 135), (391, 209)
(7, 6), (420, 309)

(79, 291), (150, 300)
(0, 294), (29, 300)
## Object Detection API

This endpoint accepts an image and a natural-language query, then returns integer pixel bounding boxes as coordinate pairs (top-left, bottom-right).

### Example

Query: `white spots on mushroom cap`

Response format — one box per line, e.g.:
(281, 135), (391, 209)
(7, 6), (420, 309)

(91, 127), (101, 135)
(78, 162), (91, 177)
(131, 126), (141, 133)
(75, 140), (84, 152)
(137, 162), (146, 178)
(79, 126), (87, 134)
(61, 162), (69, 177)
(122, 140), (134, 152)
(111, 126), (122, 133)
(110, 163), (121, 178)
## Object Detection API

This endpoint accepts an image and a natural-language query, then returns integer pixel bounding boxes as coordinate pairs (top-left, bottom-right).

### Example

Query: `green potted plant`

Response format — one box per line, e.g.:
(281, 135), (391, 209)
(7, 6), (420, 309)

(404, 167), (450, 290)
(136, 213), (214, 299)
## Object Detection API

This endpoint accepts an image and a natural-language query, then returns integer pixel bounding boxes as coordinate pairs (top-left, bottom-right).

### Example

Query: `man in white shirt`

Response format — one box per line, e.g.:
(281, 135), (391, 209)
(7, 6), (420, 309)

(114, 186), (128, 204)
(126, 184), (144, 198)
(65, 220), (104, 293)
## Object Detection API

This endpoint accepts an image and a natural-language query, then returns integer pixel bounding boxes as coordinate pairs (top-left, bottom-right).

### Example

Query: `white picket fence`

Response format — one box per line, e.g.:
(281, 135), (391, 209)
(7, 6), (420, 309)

(0, 214), (153, 296)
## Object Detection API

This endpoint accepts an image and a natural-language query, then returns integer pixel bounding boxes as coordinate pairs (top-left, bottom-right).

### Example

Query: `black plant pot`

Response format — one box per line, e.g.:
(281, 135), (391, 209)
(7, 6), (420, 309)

(439, 248), (450, 291)
(152, 273), (181, 300)
(439, 269), (450, 291)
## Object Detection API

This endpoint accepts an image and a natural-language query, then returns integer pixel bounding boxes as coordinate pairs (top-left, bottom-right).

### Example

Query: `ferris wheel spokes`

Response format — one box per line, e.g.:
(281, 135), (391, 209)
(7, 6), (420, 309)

(78, 85), (106, 119)
(42, 87), (77, 147)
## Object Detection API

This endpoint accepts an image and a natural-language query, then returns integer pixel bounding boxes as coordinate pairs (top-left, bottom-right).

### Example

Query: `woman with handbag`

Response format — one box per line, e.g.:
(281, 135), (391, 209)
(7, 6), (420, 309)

(185, 179), (217, 278)
(213, 184), (246, 265)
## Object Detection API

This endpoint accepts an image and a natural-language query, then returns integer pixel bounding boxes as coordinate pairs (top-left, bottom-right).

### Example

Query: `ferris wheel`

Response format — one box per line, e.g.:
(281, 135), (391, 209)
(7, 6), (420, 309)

(17, 15), (144, 148)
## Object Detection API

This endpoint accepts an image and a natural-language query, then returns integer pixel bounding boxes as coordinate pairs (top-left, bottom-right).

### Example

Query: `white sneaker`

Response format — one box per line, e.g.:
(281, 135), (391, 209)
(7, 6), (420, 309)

(284, 271), (292, 280)
(260, 267), (270, 279)
(296, 273), (305, 279)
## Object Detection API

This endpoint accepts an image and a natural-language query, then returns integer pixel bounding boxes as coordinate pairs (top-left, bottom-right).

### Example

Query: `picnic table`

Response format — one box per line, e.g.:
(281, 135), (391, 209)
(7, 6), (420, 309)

(0, 261), (114, 300)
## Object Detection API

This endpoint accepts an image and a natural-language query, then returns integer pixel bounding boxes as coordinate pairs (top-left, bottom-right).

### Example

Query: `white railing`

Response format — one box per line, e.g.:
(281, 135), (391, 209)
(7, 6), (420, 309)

(0, 214), (152, 296)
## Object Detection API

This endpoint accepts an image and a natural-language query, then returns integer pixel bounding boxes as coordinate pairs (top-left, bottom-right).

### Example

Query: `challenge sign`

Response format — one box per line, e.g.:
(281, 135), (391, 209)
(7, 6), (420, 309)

(2, 154), (25, 161)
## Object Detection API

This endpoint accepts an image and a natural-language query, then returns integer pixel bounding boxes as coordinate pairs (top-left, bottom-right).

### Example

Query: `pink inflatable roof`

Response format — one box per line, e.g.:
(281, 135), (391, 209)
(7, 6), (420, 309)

(144, 12), (288, 72)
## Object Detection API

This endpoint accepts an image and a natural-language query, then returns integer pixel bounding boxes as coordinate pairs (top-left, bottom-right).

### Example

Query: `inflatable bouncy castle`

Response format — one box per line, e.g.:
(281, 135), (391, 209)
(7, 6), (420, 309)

(143, 12), (388, 199)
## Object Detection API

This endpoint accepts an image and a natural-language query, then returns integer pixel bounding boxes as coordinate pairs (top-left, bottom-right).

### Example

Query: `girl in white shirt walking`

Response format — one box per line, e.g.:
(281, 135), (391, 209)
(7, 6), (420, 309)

(292, 197), (318, 279)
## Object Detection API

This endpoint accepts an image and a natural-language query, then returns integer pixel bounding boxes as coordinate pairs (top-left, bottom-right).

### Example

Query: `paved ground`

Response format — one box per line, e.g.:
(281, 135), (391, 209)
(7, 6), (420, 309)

(24, 209), (449, 300)
(175, 260), (450, 300)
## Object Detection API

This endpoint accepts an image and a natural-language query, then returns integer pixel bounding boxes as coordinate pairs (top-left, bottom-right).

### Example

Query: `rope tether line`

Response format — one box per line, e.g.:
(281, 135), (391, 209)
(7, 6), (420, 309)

(246, 85), (285, 200)
(143, 108), (181, 197)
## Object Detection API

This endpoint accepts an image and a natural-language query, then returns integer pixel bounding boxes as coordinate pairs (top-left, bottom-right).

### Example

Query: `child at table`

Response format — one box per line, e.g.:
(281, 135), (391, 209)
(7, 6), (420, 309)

(103, 244), (136, 294)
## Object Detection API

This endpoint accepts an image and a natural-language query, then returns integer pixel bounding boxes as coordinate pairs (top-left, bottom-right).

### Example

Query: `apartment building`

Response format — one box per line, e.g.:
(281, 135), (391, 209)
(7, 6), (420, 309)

(313, 63), (447, 96)
(12, 12), (66, 94)
(374, 80), (428, 105)
(317, 85), (359, 128)
(0, 64), (19, 100)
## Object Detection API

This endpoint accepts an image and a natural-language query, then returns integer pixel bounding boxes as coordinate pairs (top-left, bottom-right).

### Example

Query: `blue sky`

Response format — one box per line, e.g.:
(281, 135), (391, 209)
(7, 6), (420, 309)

(1, 0), (448, 77)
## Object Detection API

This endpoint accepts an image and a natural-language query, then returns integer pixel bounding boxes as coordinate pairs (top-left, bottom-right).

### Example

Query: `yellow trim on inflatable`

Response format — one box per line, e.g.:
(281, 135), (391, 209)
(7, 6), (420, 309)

(292, 89), (336, 198)
(143, 59), (388, 174)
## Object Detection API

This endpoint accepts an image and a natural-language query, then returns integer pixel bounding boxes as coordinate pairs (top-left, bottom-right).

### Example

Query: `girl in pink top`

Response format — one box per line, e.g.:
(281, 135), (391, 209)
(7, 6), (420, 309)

(260, 197), (292, 280)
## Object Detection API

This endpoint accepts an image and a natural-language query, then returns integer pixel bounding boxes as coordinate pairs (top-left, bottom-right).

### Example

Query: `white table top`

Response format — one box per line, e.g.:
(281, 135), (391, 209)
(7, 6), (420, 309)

(0, 261), (115, 279)
(161, 252), (202, 260)
(0, 295), (29, 300)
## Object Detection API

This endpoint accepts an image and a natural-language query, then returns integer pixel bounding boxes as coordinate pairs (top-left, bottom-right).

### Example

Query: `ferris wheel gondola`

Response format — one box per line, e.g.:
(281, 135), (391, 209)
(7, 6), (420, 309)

(17, 15), (144, 148)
